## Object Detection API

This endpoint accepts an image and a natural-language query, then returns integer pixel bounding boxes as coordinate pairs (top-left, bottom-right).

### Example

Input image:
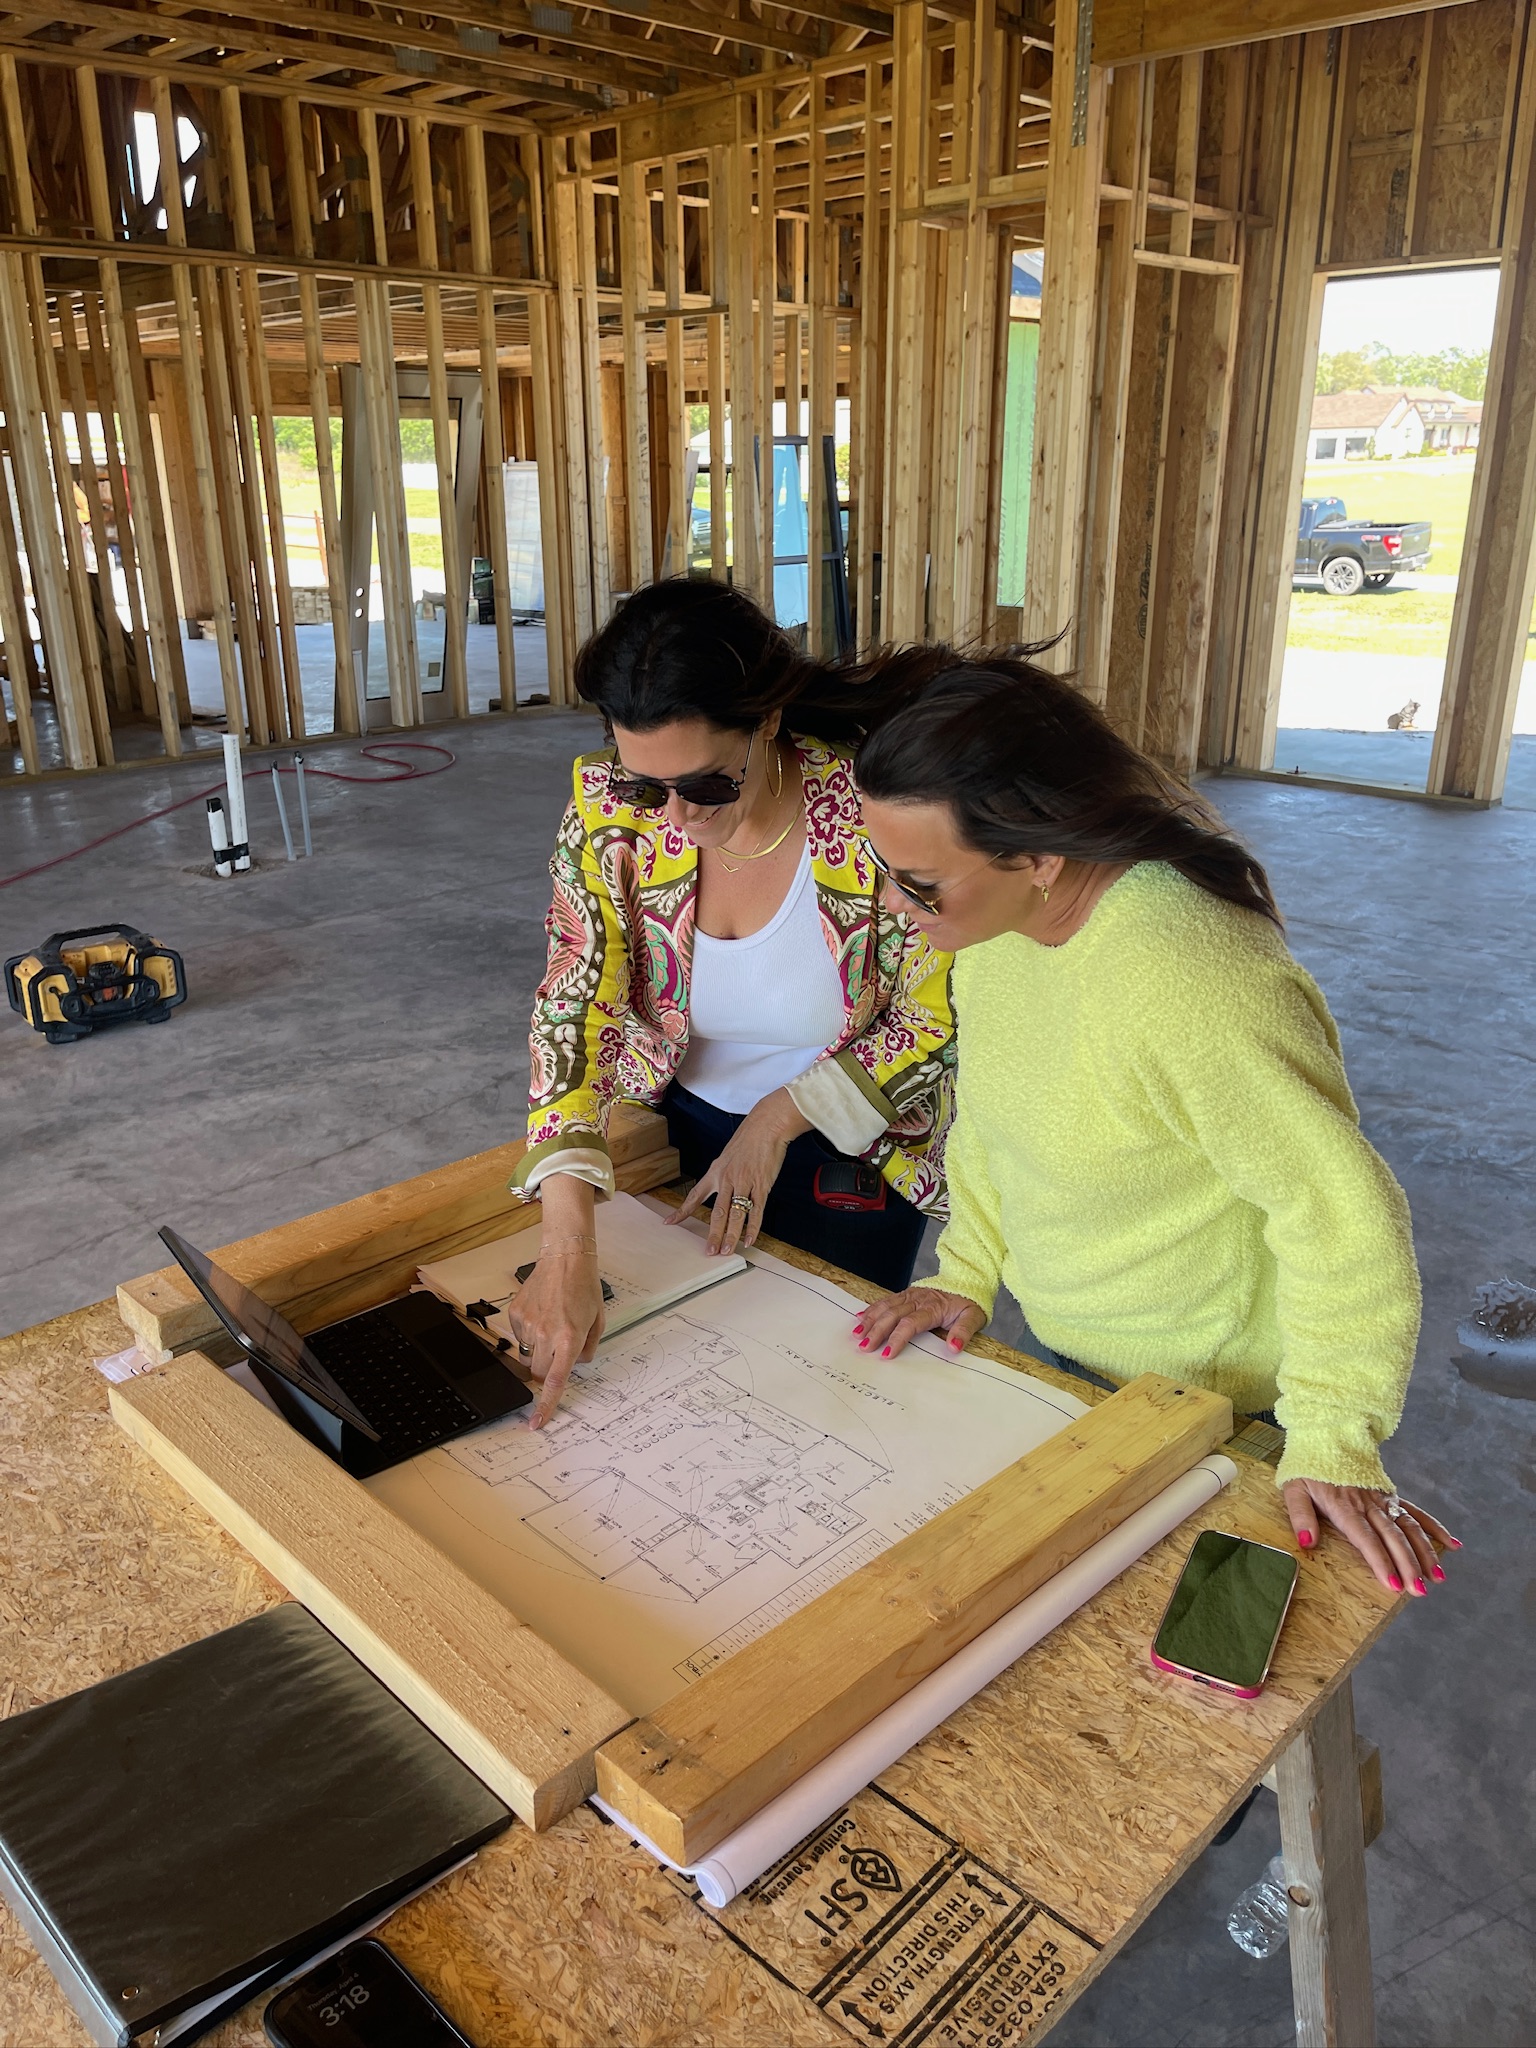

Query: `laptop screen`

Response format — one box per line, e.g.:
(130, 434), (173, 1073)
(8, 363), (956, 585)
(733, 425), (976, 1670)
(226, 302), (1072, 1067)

(158, 1226), (378, 1438)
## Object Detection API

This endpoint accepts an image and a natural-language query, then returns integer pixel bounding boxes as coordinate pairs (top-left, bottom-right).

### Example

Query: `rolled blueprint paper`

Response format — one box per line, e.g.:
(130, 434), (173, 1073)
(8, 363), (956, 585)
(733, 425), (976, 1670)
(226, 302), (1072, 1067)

(594, 1453), (1237, 1910)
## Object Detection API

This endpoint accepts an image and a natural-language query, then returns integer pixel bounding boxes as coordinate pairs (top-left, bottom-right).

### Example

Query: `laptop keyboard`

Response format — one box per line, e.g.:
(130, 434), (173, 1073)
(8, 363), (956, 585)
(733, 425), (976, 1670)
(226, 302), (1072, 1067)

(307, 1315), (479, 1451)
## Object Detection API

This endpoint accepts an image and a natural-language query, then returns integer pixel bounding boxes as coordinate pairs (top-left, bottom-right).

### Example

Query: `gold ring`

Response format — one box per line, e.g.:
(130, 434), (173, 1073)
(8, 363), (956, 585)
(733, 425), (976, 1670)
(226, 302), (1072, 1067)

(730, 1195), (753, 1212)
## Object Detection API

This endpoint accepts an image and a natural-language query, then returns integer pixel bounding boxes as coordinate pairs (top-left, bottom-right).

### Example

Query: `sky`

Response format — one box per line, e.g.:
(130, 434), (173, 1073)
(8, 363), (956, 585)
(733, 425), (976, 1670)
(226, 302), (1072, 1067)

(1318, 267), (1503, 356)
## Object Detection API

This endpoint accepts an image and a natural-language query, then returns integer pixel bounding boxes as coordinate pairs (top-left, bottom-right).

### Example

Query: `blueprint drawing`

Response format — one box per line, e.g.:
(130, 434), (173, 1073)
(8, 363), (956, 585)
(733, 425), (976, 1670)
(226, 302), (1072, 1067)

(366, 1251), (1086, 1715)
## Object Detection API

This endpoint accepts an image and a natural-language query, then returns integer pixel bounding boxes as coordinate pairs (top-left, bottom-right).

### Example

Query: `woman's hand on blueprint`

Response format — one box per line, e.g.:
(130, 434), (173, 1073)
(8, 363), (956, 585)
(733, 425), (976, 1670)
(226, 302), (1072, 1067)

(852, 1285), (987, 1359)
(671, 1087), (812, 1256)
(509, 1172), (606, 1427)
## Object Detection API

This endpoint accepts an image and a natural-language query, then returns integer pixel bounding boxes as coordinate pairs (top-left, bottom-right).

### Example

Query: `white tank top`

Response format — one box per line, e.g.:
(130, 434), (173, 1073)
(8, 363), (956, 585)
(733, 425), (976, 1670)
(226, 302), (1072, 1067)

(680, 847), (846, 1113)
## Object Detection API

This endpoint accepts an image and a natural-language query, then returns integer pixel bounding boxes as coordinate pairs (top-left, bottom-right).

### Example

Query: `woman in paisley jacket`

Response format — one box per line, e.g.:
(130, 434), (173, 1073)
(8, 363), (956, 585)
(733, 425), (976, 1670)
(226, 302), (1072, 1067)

(509, 579), (957, 1424)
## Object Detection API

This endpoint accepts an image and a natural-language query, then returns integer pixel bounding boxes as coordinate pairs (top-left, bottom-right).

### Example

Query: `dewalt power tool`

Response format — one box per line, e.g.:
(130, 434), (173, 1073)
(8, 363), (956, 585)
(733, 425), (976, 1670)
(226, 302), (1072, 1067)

(5, 925), (186, 1043)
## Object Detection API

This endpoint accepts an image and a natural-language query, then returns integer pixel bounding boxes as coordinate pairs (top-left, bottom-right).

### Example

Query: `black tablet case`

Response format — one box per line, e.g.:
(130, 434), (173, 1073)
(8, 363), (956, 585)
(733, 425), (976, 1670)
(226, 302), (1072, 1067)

(0, 1604), (511, 2046)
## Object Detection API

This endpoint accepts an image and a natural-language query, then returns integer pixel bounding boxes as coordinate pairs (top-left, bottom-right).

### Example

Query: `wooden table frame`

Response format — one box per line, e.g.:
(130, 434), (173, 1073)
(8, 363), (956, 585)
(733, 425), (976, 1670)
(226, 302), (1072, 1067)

(2, 1148), (1395, 2047)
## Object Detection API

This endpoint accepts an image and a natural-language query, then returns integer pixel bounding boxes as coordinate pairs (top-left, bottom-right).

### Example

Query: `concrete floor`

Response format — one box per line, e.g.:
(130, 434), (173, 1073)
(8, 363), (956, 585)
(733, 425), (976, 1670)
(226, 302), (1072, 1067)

(2, 715), (1532, 2045)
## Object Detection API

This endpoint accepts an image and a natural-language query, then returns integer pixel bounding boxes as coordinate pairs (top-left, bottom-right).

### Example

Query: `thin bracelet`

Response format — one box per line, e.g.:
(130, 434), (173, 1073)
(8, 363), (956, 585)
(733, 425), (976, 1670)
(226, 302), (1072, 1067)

(538, 1232), (599, 1257)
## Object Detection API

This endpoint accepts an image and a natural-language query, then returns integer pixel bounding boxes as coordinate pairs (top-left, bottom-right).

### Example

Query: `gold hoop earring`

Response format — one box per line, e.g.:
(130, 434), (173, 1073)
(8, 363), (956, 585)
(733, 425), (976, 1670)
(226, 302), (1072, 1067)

(768, 737), (784, 799)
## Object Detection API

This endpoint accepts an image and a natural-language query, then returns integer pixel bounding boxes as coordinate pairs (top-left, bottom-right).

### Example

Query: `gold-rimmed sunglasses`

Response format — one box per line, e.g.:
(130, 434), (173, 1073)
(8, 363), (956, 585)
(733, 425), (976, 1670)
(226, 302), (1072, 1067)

(865, 839), (999, 917)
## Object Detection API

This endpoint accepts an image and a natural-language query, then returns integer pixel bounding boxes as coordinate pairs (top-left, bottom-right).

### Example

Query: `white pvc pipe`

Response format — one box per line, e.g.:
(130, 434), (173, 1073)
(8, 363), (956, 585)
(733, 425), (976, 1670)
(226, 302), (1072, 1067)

(271, 764), (295, 862)
(205, 796), (232, 878)
(593, 1455), (1238, 1909)
(221, 732), (250, 871)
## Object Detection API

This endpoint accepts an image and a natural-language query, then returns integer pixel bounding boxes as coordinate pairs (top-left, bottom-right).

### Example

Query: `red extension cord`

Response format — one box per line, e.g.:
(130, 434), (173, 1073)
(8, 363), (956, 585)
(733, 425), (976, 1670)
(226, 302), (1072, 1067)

(0, 741), (456, 892)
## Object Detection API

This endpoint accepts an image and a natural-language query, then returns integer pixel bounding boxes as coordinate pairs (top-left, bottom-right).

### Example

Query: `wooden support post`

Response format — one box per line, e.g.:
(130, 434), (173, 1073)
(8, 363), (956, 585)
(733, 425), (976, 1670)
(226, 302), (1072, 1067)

(224, 87), (305, 739)
(1022, 0), (1106, 665)
(104, 72), (242, 738)
(619, 157), (655, 590)
(728, 110), (762, 601)
(1223, 35), (1333, 773)
(597, 1375), (1234, 1865)
(883, 1), (929, 645)
(22, 265), (115, 762)
(0, 255), (96, 768)
(549, 139), (596, 645)
(280, 94), (357, 735)
(466, 125), (517, 712)
(806, 72), (833, 655)
(217, 266), (288, 742)
(522, 137), (574, 702)
(756, 88), (779, 613)
(120, 314), (193, 730)
(411, 114), (470, 720)
(663, 156), (689, 578)
(56, 298), (132, 720)
(1275, 1678), (1377, 2048)
(79, 291), (158, 725)
(0, 367), (38, 769)
(573, 133), (613, 627)
(707, 144), (729, 586)
(853, 64), (885, 647)
(1080, 69), (1144, 706)
(1429, 18), (1536, 803)
(359, 111), (423, 729)
(955, 0), (1004, 645)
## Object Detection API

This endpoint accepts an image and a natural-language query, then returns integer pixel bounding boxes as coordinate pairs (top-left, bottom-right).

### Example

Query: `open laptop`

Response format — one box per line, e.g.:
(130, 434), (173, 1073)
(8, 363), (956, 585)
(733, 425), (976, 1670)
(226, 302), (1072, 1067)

(159, 1226), (531, 1479)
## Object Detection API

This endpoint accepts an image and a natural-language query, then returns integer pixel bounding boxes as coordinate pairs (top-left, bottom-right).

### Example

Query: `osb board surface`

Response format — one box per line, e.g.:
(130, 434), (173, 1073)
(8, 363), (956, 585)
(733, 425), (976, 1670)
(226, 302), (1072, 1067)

(2, 1275), (1399, 2047)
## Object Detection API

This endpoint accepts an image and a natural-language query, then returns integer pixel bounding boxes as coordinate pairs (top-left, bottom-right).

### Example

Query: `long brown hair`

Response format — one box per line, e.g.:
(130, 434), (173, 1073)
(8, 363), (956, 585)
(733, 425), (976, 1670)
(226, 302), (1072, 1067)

(854, 647), (1281, 925)
(574, 578), (936, 745)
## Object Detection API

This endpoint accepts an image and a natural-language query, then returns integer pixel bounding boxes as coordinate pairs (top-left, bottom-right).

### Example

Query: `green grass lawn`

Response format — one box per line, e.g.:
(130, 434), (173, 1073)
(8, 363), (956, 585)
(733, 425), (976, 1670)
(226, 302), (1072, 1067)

(1301, 455), (1475, 579)
(1286, 586), (1456, 657)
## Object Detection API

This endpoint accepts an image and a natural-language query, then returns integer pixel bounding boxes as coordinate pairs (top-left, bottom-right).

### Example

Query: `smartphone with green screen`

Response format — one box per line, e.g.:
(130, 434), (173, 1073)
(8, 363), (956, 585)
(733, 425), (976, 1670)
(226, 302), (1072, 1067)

(1150, 1530), (1299, 1698)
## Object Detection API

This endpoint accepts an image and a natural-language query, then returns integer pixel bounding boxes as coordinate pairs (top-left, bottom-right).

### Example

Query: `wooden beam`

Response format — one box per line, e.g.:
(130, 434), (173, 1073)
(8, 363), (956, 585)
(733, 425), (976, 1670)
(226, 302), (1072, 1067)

(281, 93), (358, 735)
(619, 157), (656, 589)
(1092, 0), (1457, 68)
(1021, 0), (1105, 666)
(116, 1102), (673, 1358)
(1429, 4), (1536, 802)
(1275, 1678), (1377, 2048)
(127, 70), (245, 738)
(111, 1354), (631, 1830)
(595, 1374), (1235, 1865)
(412, 115), (470, 721)
(467, 124), (519, 711)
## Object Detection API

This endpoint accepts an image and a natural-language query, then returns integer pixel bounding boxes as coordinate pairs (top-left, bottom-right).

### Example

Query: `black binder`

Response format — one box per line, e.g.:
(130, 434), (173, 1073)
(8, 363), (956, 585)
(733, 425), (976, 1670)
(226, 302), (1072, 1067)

(0, 1605), (510, 2047)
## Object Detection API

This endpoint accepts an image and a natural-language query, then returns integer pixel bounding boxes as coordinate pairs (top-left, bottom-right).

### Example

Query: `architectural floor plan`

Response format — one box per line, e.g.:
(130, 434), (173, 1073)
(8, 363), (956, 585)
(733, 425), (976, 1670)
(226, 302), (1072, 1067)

(368, 1242), (1086, 1714)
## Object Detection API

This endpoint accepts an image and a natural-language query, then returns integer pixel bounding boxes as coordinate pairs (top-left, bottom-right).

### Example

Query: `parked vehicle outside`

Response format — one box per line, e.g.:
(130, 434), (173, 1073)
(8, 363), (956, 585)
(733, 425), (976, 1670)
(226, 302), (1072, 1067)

(1293, 496), (1433, 595)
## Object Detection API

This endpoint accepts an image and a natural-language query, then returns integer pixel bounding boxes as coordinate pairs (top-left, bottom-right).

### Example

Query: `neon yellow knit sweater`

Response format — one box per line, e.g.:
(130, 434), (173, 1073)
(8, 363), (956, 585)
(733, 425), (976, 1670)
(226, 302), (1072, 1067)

(933, 863), (1420, 1492)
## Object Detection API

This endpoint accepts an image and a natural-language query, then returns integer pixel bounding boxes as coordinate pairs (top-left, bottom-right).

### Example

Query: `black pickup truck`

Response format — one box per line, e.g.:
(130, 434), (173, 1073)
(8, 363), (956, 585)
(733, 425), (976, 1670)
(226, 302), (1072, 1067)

(1293, 496), (1433, 595)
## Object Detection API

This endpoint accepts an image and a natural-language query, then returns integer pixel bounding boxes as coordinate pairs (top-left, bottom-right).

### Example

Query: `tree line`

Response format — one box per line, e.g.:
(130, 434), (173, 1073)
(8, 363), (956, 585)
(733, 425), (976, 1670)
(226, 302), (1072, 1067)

(1314, 345), (1488, 399)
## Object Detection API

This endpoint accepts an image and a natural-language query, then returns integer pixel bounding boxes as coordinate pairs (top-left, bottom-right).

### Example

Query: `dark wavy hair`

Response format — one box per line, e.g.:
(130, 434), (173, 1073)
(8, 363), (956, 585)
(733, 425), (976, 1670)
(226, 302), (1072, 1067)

(573, 579), (927, 745)
(854, 648), (1281, 925)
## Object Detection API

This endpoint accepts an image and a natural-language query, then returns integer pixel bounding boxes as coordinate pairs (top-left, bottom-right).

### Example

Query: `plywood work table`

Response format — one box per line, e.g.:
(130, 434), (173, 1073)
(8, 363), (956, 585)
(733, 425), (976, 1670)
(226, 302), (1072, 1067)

(2, 1232), (1398, 2048)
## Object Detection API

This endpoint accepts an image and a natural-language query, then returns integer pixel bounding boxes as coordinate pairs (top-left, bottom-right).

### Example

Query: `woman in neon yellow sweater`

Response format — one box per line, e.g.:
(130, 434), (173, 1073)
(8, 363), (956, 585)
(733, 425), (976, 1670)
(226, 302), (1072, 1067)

(851, 651), (1458, 1599)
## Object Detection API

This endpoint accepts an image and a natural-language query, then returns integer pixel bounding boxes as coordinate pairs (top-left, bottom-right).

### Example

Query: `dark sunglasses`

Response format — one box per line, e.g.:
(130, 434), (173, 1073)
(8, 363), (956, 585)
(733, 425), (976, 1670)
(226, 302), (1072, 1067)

(865, 839), (998, 917)
(606, 729), (755, 812)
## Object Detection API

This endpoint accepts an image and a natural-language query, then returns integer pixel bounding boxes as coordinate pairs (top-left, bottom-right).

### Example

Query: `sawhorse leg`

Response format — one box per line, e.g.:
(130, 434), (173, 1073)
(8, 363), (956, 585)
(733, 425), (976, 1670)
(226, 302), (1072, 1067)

(1275, 1676), (1376, 2048)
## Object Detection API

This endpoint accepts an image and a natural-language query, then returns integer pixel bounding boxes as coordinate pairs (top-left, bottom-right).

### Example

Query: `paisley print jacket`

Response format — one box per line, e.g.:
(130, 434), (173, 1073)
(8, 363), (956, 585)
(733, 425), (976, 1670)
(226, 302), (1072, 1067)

(514, 738), (956, 1213)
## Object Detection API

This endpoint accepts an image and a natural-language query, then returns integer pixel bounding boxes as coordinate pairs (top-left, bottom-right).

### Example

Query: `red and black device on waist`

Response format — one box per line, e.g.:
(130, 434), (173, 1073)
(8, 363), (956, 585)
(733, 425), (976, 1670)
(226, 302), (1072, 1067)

(812, 1161), (888, 1211)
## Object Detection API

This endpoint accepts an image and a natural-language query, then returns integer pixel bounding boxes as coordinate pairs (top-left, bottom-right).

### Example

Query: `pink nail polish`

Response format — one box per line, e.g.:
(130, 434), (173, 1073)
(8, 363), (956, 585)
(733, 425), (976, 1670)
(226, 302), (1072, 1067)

(949, 1337), (962, 1350)
(881, 1346), (891, 1357)
(853, 1326), (865, 1337)
(1387, 1572), (1403, 1592)
(858, 1339), (869, 1350)
(1413, 1577), (1427, 1596)
(1431, 1563), (1446, 1581)
(1297, 1530), (1314, 1549)
(1448, 1537), (1463, 1549)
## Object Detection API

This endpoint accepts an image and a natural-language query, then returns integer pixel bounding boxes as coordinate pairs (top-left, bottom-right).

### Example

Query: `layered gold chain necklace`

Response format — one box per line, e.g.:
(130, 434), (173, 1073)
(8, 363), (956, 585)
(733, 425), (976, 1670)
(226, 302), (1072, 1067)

(712, 742), (801, 873)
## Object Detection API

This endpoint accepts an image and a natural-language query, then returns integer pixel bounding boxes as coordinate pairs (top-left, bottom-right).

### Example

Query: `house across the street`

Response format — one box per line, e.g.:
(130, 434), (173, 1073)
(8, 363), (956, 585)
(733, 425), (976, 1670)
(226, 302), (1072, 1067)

(1308, 386), (1483, 460)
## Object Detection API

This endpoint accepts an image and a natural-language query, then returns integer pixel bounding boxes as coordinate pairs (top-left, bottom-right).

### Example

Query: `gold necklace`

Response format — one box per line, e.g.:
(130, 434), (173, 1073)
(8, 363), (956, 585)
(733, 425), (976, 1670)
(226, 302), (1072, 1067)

(713, 744), (800, 871)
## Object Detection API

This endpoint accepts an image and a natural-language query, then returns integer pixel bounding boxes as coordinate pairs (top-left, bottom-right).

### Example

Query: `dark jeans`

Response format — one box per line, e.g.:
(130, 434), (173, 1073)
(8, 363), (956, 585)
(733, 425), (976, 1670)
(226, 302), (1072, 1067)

(1031, 1335), (1278, 1427)
(663, 1081), (927, 1293)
